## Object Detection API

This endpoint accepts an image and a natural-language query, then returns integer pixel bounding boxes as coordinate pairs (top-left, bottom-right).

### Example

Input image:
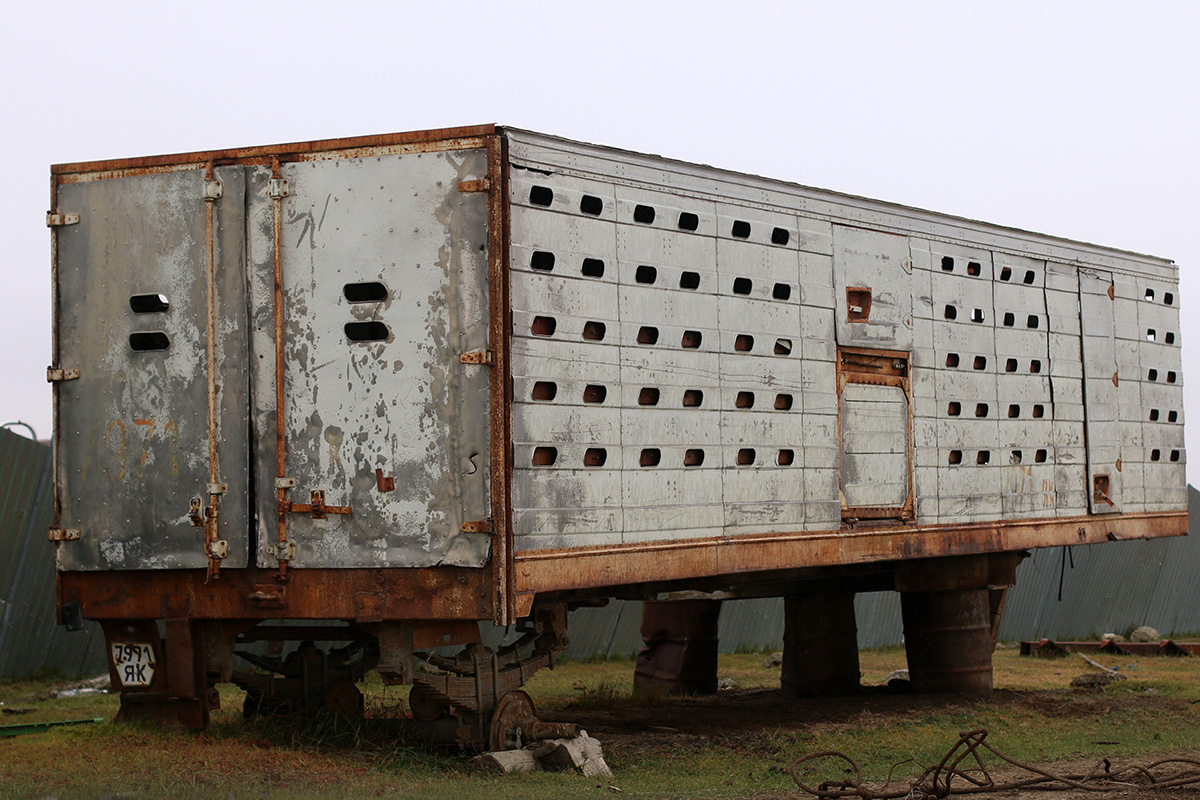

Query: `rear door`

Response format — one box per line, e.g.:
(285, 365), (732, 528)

(52, 167), (250, 569)
(246, 149), (493, 569)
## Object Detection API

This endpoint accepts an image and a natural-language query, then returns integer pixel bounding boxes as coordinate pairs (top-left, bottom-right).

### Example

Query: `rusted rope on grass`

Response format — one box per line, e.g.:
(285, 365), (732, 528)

(790, 729), (1200, 798)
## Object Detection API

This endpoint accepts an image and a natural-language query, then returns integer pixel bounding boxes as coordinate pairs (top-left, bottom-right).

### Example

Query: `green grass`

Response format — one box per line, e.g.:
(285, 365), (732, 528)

(1, 648), (1199, 799)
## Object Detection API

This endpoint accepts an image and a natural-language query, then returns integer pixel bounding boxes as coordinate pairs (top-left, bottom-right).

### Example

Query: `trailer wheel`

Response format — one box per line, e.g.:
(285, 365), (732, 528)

(323, 681), (364, 718)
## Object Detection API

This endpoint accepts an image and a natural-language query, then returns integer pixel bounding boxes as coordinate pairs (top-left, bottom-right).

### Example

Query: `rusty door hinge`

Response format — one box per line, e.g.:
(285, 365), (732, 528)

(457, 178), (491, 193)
(461, 519), (493, 534)
(46, 212), (79, 227)
(460, 349), (494, 365)
(46, 367), (80, 382)
(48, 528), (81, 542)
(283, 490), (352, 520)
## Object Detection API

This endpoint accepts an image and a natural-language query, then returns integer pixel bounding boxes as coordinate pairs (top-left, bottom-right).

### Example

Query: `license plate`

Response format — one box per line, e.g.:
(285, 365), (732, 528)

(111, 642), (157, 687)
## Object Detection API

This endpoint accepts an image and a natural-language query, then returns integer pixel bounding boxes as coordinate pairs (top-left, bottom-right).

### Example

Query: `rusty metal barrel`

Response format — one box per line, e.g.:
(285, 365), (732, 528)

(781, 591), (861, 696)
(900, 589), (993, 694)
(634, 599), (722, 696)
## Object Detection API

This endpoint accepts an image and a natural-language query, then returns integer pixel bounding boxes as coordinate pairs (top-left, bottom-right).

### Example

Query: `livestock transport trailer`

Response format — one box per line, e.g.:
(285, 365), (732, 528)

(48, 125), (1186, 741)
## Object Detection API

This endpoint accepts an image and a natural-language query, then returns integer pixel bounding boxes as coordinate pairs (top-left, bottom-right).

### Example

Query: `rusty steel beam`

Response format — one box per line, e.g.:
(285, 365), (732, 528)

(60, 567), (494, 622)
(514, 511), (1187, 597)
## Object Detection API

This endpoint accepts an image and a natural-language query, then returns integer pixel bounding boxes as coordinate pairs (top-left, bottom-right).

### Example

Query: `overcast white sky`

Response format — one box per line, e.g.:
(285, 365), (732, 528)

(3, 1), (1197, 482)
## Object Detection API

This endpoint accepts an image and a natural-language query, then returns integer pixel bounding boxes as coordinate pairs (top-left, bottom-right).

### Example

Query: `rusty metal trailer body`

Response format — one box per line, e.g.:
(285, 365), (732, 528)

(47, 125), (1186, 733)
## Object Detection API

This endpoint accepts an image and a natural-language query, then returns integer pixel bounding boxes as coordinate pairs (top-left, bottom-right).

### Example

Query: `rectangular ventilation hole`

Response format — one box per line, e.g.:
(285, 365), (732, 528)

(1165, 292), (1174, 305)
(773, 283), (792, 300)
(774, 338), (793, 356)
(941, 256), (954, 272)
(777, 449), (795, 466)
(1003, 312), (1015, 327)
(580, 195), (603, 215)
(582, 320), (607, 340)
(678, 212), (699, 231)
(129, 331), (170, 352)
(529, 186), (553, 206)
(1005, 358), (1017, 372)
(973, 355), (987, 370)
(1032, 404), (1045, 418)
(683, 389), (704, 407)
(731, 220), (751, 239)
(1171, 450), (1181, 462)
(531, 316), (557, 336)
(1146, 288), (1155, 300)
(948, 401), (961, 416)
(1168, 371), (1177, 383)
(999, 267), (1012, 281)
(637, 326), (659, 345)
(1011, 450), (1023, 465)
(634, 204), (656, 224)
(736, 391), (755, 409)
(1030, 359), (1042, 373)
(971, 308), (985, 323)
(946, 353), (960, 368)
(640, 448), (661, 467)
(681, 330), (702, 348)
(582, 258), (605, 278)
(584, 448), (607, 467)
(1094, 474), (1110, 503)
(1147, 329), (1157, 341)
(635, 265), (657, 284)
(531, 381), (557, 401)
(735, 334), (754, 352)
(345, 321), (390, 342)
(733, 277), (752, 295)
(129, 293), (169, 313)
(583, 385), (607, 403)
(977, 450), (991, 465)
(737, 448), (756, 465)
(531, 251), (555, 271)
(638, 387), (660, 406)
(532, 446), (557, 466)
(680, 271), (700, 290)
(1148, 369), (1158, 381)
(1027, 314), (1039, 329)
(1151, 449), (1161, 461)
(684, 448), (705, 466)
(949, 450), (962, 465)
(343, 282), (387, 303)
(1023, 270), (1036, 285)
(775, 393), (793, 410)
(967, 261), (981, 276)
(1149, 409), (1160, 421)
(1166, 332), (1176, 344)
(1169, 410), (1178, 422)
(771, 227), (790, 245)
(975, 403), (989, 417)
(847, 288), (872, 322)
(1035, 449), (1047, 463)
(1008, 404), (1020, 418)
(944, 305), (957, 320)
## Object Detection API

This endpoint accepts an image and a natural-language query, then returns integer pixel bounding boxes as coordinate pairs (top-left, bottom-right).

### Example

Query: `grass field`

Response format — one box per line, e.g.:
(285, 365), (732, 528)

(3, 646), (1199, 799)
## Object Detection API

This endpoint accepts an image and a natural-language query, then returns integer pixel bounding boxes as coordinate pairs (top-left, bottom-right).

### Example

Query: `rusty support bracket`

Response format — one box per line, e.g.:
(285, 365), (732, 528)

(457, 178), (491, 193)
(460, 349), (494, 365)
(272, 540), (297, 562)
(462, 519), (493, 534)
(46, 212), (79, 227)
(284, 490), (352, 520)
(48, 528), (81, 542)
(374, 468), (395, 492)
(268, 178), (290, 198)
(249, 584), (287, 608)
(46, 367), (80, 382)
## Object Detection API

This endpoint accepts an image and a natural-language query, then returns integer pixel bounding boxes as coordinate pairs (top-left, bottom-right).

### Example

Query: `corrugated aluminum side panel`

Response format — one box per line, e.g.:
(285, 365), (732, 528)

(0, 430), (106, 677)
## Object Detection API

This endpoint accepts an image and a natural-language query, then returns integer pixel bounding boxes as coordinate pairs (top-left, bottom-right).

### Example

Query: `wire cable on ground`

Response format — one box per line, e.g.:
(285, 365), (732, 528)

(790, 729), (1200, 798)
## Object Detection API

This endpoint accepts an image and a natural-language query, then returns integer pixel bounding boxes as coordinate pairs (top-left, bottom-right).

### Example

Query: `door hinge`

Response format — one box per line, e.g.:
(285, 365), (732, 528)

(46, 212), (79, 227)
(460, 349), (494, 365)
(457, 178), (491, 193)
(46, 367), (80, 382)
(203, 180), (223, 200)
(271, 540), (297, 562)
(49, 528), (81, 542)
(461, 519), (493, 534)
(268, 178), (290, 198)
